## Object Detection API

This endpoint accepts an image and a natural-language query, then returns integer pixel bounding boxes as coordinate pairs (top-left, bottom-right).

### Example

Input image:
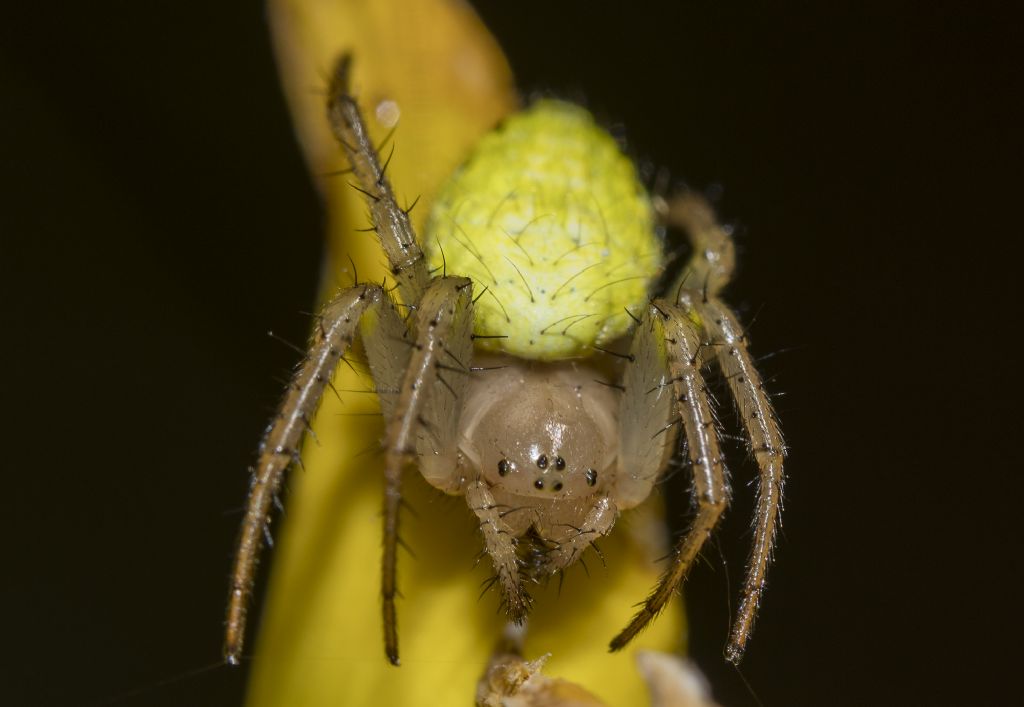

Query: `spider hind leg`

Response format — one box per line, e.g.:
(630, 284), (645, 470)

(697, 297), (785, 663)
(654, 190), (785, 663)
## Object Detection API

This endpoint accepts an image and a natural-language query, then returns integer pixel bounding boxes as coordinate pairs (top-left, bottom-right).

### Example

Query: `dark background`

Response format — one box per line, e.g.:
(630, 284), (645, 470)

(2, 1), (1018, 705)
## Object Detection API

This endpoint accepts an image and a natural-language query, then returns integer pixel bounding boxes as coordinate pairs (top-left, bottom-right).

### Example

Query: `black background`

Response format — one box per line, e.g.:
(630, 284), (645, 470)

(2, 1), (1019, 705)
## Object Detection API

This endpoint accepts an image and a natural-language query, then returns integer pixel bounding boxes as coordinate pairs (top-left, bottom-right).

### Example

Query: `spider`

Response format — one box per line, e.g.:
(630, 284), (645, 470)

(224, 55), (785, 668)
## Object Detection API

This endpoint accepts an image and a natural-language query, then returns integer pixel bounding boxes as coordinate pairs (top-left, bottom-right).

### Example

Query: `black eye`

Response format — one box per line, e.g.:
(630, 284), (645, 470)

(497, 459), (510, 476)
(534, 478), (544, 490)
(536, 454), (548, 469)
(554, 456), (565, 470)
(585, 468), (598, 486)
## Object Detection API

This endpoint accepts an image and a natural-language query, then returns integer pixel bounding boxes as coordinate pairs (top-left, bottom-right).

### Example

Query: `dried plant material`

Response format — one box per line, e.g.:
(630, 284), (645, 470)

(476, 652), (608, 707)
(476, 640), (720, 707)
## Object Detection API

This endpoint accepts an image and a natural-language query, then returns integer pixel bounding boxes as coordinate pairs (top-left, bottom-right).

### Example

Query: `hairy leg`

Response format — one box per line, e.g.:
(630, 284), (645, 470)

(664, 189), (786, 663)
(379, 276), (474, 664)
(224, 284), (394, 665)
(658, 190), (735, 300)
(614, 297), (681, 508)
(326, 55), (431, 305)
(659, 187), (786, 659)
(610, 301), (729, 652)
(411, 282), (477, 493)
(698, 298), (785, 663)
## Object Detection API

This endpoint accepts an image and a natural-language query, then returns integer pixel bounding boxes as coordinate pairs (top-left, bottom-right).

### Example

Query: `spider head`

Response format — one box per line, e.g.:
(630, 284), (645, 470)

(467, 371), (615, 500)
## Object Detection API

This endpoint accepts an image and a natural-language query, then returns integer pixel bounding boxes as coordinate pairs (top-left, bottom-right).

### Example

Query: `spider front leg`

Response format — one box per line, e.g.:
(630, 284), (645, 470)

(326, 54), (431, 305)
(610, 303), (729, 652)
(379, 276), (476, 665)
(326, 54), (483, 664)
(226, 54), (468, 667)
(224, 283), (404, 665)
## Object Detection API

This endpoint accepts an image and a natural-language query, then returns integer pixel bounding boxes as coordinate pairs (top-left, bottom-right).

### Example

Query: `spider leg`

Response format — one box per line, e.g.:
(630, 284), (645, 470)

(465, 480), (532, 621)
(658, 190), (735, 300)
(224, 284), (398, 665)
(379, 276), (474, 665)
(538, 497), (618, 574)
(326, 55), (431, 305)
(615, 296), (682, 507)
(663, 188), (785, 663)
(326, 54), (479, 663)
(697, 297), (785, 664)
(610, 301), (729, 652)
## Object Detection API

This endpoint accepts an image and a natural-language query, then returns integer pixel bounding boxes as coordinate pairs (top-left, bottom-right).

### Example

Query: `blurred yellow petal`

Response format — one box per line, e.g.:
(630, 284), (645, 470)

(248, 1), (684, 705)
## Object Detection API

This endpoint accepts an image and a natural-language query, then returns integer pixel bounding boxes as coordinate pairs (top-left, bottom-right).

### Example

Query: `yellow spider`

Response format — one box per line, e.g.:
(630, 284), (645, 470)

(226, 54), (784, 669)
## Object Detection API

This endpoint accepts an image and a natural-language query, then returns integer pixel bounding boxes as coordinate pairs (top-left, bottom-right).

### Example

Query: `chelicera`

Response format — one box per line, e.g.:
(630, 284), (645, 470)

(225, 55), (785, 667)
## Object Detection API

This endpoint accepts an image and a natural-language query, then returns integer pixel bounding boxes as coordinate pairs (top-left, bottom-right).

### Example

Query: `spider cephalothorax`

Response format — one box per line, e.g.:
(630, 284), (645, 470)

(460, 358), (619, 503)
(225, 55), (785, 667)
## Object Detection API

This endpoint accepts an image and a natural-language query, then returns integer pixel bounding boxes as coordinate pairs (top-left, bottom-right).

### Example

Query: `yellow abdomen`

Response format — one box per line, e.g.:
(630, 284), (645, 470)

(425, 101), (663, 360)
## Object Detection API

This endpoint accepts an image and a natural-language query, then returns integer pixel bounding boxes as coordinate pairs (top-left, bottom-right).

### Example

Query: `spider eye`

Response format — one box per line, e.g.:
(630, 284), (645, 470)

(552, 481), (564, 491)
(585, 468), (598, 487)
(554, 456), (566, 470)
(497, 459), (510, 476)
(534, 478), (544, 490)
(536, 454), (548, 469)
